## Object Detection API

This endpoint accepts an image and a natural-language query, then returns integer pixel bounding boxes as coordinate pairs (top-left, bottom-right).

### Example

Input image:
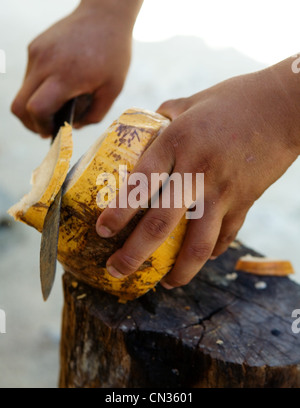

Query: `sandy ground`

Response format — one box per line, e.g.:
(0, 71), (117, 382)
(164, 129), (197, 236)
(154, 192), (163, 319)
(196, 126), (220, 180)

(1, 1), (300, 388)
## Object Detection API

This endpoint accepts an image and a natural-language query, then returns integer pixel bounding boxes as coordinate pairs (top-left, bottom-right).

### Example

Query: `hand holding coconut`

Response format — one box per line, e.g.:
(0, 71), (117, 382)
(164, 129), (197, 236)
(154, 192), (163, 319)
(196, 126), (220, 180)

(97, 58), (300, 289)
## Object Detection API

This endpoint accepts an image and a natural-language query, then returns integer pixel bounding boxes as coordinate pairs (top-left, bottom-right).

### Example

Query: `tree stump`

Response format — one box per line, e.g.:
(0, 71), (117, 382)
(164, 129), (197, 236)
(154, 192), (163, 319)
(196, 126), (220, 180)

(59, 242), (300, 388)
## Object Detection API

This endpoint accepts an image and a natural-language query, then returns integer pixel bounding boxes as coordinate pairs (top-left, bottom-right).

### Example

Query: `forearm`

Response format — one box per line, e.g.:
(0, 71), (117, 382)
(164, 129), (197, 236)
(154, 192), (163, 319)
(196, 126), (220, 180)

(266, 55), (300, 153)
(78, 0), (143, 31)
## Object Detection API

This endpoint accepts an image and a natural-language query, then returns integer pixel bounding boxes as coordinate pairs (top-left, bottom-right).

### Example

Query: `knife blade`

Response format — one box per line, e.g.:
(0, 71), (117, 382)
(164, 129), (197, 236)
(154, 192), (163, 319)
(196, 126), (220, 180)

(40, 98), (76, 301)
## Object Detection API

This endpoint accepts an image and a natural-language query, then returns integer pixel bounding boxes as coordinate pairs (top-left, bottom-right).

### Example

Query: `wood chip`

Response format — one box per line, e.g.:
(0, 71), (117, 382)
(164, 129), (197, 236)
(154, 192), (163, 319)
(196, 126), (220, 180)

(118, 298), (128, 304)
(76, 293), (87, 300)
(255, 281), (267, 290)
(226, 272), (238, 281)
(235, 254), (294, 276)
(229, 240), (242, 249)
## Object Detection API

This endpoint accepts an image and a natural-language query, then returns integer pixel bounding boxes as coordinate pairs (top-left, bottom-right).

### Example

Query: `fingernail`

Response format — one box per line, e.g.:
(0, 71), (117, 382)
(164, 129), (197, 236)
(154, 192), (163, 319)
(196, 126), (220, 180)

(210, 256), (217, 260)
(107, 265), (124, 279)
(97, 225), (113, 238)
(160, 281), (174, 290)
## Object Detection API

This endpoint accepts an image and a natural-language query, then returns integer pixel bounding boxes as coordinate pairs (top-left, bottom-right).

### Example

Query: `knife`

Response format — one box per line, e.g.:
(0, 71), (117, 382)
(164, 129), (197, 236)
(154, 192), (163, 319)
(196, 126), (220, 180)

(40, 95), (93, 301)
(39, 98), (76, 301)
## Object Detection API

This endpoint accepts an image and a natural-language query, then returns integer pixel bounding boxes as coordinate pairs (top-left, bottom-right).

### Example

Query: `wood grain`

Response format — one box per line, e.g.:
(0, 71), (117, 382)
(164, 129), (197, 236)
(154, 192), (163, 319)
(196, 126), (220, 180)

(59, 242), (300, 388)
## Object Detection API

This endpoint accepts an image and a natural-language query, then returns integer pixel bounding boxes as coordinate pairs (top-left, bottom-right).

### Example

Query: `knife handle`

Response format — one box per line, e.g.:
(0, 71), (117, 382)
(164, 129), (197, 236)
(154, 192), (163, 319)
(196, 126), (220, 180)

(52, 98), (76, 143)
(52, 94), (93, 143)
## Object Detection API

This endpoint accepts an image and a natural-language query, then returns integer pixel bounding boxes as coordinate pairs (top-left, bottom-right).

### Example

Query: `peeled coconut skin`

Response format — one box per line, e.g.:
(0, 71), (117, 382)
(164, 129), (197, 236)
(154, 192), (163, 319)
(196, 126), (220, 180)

(9, 108), (188, 302)
(235, 255), (294, 276)
(8, 124), (73, 233)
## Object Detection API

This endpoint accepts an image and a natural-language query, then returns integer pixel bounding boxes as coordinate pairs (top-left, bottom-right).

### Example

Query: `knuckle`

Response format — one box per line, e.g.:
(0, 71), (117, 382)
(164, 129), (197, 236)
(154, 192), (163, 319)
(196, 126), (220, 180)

(217, 181), (233, 200)
(26, 99), (41, 116)
(28, 40), (40, 59)
(142, 215), (170, 240)
(128, 174), (149, 206)
(26, 99), (49, 120)
(28, 39), (54, 68)
(192, 150), (216, 174)
(117, 252), (143, 274)
(187, 242), (212, 261)
(197, 157), (213, 174)
(11, 99), (22, 117)
(100, 207), (128, 231)
(165, 129), (184, 152)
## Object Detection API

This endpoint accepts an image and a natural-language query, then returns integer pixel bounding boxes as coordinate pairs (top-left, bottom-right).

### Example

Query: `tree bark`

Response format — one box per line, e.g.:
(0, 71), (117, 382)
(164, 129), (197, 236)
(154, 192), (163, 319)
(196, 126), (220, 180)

(59, 242), (300, 388)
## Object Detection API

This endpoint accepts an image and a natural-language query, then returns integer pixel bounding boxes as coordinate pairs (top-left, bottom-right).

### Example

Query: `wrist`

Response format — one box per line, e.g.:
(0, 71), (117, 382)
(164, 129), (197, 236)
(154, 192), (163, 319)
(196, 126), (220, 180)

(78, 0), (143, 31)
(267, 56), (300, 154)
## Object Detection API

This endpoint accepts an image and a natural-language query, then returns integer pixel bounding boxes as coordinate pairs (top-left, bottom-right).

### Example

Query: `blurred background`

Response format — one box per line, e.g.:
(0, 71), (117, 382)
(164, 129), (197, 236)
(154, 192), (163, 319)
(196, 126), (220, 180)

(1, 0), (300, 387)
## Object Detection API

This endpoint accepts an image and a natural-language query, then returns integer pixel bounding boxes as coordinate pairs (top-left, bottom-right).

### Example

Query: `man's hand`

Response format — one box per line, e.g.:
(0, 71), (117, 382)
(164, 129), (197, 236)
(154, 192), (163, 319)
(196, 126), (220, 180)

(11, 0), (143, 136)
(96, 58), (300, 289)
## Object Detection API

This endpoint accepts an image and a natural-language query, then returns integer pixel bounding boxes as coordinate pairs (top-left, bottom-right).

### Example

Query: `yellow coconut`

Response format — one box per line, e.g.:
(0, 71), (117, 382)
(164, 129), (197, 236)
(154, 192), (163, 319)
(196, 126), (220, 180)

(8, 108), (188, 301)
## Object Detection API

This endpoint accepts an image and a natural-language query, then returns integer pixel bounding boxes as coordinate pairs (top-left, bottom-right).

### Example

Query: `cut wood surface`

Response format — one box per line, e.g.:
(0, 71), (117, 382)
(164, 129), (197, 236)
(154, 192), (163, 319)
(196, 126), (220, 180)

(59, 242), (300, 388)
